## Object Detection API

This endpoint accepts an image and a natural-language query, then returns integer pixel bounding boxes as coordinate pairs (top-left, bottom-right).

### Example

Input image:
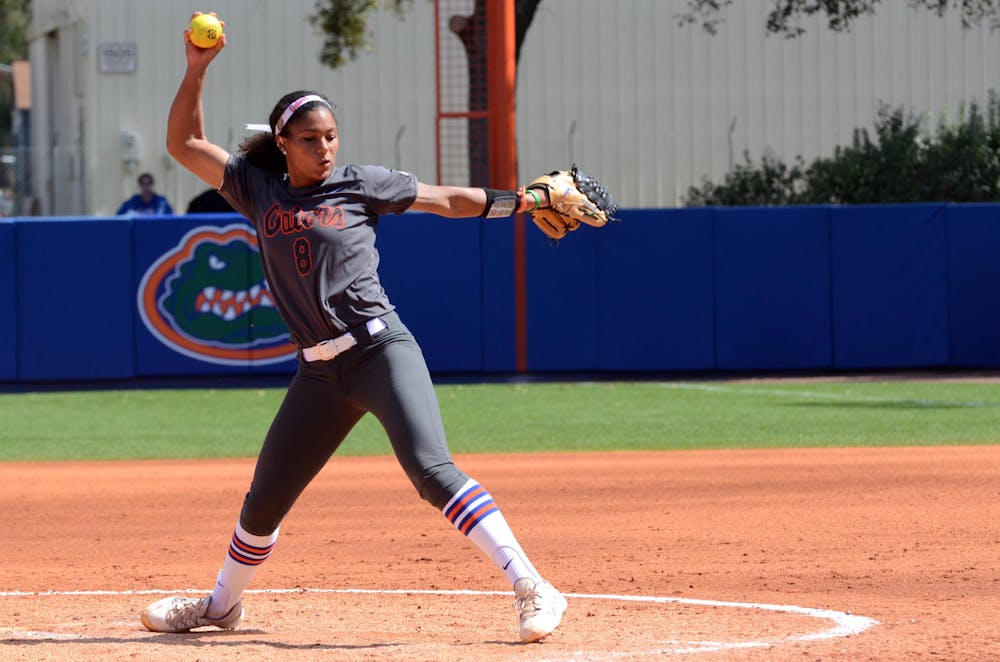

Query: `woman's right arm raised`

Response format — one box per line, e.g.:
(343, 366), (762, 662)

(166, 16), (230, 189)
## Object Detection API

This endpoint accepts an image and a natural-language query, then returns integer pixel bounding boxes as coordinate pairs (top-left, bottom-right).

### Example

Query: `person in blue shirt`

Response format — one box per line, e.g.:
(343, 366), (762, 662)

(116, 172), (174, 216)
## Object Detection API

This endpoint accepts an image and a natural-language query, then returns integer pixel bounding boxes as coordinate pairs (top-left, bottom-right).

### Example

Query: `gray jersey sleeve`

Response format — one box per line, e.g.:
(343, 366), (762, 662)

(356, 165), (418, 215)
(219, 155), (271, 220)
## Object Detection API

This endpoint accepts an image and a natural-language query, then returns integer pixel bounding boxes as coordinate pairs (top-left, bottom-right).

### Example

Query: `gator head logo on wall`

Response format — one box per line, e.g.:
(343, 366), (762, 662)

(138, 224), (296, 365)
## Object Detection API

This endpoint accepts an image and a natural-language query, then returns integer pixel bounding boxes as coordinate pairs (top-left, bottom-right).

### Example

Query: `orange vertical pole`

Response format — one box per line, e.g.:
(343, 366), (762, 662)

(487, 0), (525, 372)
(433, 0), (442, 185)
(487, 0), (516, 189)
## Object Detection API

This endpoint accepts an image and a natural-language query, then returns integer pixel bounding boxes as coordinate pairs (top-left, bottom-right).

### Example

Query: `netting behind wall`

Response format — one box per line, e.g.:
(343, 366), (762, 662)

(436, 0), (489, 186)
(1, 146), (38, 216)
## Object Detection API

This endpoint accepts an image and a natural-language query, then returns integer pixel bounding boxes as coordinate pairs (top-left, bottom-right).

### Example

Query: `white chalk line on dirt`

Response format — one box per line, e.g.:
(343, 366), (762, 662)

(0, 587), (877, 655)
(0, 627), (81, 641)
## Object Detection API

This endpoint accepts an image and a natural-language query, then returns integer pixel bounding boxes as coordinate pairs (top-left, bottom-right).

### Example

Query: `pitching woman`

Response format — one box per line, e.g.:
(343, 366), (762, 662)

(140, 15), (567, 643)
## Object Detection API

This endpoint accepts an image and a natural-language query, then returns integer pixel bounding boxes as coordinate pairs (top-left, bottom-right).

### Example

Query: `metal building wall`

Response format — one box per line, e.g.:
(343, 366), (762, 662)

(29, 0), (437, 216)
(516, 0), (1000, 206)
(26, 0), (1000, 214)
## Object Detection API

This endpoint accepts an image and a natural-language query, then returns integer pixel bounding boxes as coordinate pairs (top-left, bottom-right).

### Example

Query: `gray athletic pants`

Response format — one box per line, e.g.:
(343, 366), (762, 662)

(239, 311), (469, 535)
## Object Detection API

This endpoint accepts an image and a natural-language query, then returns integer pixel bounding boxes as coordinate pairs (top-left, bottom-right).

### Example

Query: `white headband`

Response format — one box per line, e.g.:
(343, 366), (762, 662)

(272, 94), (331, 134)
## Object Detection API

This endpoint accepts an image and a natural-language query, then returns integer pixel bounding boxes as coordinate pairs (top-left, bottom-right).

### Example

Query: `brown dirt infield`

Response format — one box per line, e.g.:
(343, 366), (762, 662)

(1, 446), (998, 660)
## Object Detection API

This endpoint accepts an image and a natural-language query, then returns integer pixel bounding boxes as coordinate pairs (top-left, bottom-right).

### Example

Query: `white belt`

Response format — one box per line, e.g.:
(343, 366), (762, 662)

(302, 317), (387, 362)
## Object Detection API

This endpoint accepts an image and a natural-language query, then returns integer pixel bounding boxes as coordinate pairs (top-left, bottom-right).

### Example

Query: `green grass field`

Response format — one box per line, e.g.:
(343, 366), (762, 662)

(1, 379), (998, 462)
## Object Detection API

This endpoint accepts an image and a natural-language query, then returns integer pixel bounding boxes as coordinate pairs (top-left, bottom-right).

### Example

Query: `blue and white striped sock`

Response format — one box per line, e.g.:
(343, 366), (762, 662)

(207, 522), (279, 618)
(443, 479), (541, 585)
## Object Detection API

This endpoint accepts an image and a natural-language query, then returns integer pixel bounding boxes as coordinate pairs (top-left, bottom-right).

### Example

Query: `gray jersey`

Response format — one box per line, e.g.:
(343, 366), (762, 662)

(220, 155), (417, 347)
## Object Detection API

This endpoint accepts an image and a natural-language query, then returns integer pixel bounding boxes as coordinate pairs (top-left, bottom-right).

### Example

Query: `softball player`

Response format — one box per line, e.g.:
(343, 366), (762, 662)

(140, 16), (566, 643)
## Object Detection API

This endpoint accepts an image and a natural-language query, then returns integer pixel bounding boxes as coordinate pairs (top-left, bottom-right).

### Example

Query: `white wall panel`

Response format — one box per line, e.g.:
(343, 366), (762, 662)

(517, 0), (1000, 206)
(30, 0), (438, 215)
(28, 0), (1000, 213)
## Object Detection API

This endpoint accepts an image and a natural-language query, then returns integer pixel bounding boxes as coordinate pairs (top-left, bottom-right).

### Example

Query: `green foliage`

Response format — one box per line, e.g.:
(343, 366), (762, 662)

(677, 0), (1000, 37)
(915, 0), (1000, 30)
(922, 98), (1000, 200)
(685, 92), (1000, 205)
(0, 0), (30, 145)
(765, 0), (878, 36)
(803, 105), (930, 203)
(310, 1), (540, 70)
(676, 0), (737, 36)
(309, 0), (412, 70)
(685, 152), (807, 206)
(0, 0), (30, 64)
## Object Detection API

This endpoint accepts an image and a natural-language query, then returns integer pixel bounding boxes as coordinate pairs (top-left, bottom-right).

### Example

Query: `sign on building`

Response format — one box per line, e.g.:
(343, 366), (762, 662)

(98, 43), (137, 73)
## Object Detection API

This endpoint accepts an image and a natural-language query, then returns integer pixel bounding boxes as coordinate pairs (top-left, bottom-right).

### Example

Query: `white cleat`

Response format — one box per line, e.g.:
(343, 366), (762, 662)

(140, 596), (243, 633)
(513, 578), (568, 642)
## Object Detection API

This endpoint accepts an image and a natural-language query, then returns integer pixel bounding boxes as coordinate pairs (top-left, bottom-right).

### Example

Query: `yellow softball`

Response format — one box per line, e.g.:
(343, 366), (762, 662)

(189, 13), (223, 49)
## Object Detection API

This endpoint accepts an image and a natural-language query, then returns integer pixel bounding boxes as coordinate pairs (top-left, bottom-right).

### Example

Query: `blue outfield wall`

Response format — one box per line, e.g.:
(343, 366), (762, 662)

(478, 218), (517, 372)
(597, 208), (715, 371)
(526, 222), (601, 371)
(830, 204), (950, 368)
(0, 221), (16, 380)
(3, 203), (1000, 382)
(16, 218), (135, 381)
(376, 213), (484, 372)
(714, 206), (832, 370)
(946, 204), (1000, 367)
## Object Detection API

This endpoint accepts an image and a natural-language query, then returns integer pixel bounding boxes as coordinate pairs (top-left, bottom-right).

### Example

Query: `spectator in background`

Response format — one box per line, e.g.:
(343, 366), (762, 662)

(186, 187), (235, 214)
(117, 172), (174, 216)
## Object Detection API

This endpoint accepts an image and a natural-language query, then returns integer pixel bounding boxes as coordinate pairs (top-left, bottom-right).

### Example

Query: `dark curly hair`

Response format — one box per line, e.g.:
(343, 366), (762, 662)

(237, 90), (335, 173)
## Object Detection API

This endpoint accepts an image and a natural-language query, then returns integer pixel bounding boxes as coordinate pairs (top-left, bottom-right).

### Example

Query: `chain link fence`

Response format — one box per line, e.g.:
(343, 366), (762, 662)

(0, 145), (34, 217)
